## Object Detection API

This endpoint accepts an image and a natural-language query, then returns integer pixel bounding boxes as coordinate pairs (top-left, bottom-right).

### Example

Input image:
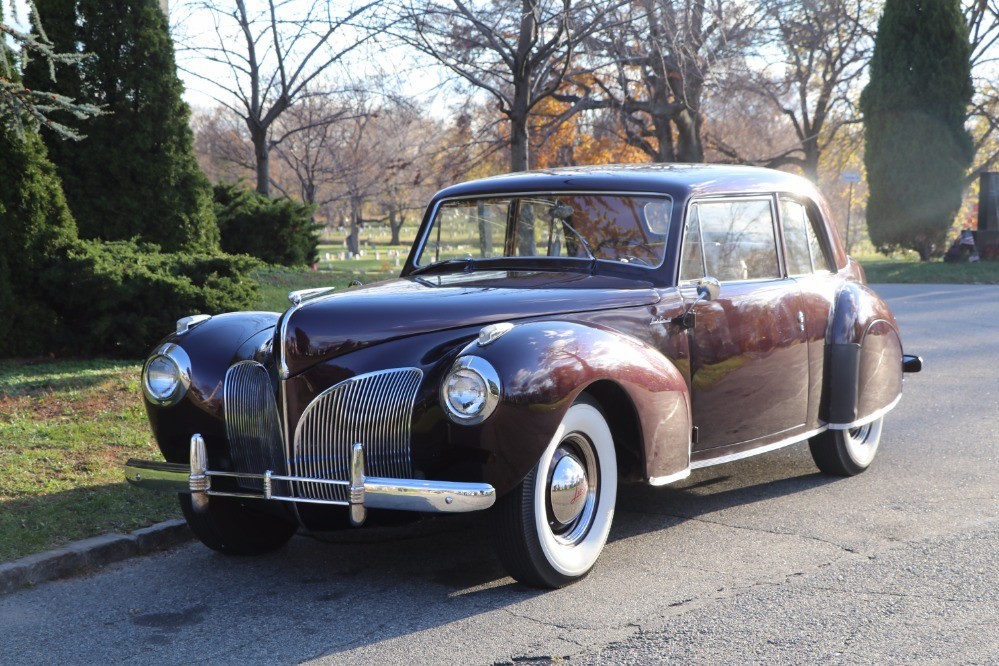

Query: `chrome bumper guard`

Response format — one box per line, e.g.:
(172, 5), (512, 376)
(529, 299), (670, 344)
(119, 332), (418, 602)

(125, 435), (496, 526)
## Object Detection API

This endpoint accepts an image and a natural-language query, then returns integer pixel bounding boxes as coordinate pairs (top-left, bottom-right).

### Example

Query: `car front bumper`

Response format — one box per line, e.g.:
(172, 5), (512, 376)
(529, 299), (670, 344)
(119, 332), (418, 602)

(125, 434), (496, 526)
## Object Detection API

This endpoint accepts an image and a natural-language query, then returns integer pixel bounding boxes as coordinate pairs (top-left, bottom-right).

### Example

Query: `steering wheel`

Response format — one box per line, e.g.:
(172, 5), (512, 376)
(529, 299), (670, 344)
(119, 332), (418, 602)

(595, 238), (656, 265)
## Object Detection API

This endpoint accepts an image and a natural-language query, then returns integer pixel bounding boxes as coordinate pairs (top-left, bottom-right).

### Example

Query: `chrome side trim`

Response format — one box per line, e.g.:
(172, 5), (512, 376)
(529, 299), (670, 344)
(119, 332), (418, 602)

(648, 468), (691, 487)
(691, 427), (826, 469)
(826, 393), (901, 431)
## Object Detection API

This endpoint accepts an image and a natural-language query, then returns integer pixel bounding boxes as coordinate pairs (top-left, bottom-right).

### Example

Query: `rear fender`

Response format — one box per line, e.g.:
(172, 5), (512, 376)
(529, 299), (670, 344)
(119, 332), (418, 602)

(454, 321), (691, 496)
(824, 283), (903, 426)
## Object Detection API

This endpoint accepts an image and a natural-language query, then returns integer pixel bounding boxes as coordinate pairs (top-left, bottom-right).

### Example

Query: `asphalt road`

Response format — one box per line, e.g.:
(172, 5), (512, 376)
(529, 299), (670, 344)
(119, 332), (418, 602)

(2, 284), (997, 665)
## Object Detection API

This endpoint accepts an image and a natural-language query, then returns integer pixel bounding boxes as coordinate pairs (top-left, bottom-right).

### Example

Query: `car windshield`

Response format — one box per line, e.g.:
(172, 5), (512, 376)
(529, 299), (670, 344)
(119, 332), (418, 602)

(415, 193), (672, 269)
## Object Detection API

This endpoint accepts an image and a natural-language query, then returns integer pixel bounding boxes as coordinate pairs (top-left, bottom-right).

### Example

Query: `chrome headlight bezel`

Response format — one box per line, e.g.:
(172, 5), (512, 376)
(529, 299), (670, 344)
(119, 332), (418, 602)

(440, 356), (501, 425)
(142, 343), (192, 407)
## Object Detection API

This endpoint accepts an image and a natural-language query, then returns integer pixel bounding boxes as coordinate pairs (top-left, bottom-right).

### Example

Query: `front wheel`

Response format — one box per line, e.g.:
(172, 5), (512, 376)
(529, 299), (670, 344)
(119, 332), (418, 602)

(180, 495), (298, 555)
(808, 417), (884, 476)
(492, 396), (617, 588)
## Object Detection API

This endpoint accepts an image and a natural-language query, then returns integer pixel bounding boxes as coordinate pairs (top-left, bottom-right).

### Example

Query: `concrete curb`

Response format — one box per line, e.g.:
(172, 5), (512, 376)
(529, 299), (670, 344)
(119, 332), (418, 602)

(0, 519), (193, 596)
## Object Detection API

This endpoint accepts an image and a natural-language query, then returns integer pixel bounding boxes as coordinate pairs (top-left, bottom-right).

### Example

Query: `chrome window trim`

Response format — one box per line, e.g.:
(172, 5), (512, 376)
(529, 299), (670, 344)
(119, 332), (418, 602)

(776, 194), (837, 275)
(676, 193), (784, 285)
(678, 194), (783, 284)
(412, 190), (675, 272)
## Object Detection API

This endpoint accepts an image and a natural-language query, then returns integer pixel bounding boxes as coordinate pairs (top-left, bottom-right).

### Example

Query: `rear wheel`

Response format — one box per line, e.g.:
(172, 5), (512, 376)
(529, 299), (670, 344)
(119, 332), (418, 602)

(492, 396), (617, 588)
(180, 495), (298, 555)
(809, 417), (884, 476)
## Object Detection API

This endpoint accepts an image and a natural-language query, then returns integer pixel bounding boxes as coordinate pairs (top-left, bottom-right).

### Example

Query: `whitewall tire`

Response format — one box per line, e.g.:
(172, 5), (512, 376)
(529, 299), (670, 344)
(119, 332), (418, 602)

(809, 417), (884, 476)
(492, 395), (617, 588)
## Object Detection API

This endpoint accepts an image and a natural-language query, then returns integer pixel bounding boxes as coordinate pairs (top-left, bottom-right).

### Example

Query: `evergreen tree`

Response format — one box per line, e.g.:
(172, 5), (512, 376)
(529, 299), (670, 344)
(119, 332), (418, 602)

(0, 124), (79, 356)
(23, 0), (219, 253)
(861, 0), (974, 260)
(1, 0), (100, 137)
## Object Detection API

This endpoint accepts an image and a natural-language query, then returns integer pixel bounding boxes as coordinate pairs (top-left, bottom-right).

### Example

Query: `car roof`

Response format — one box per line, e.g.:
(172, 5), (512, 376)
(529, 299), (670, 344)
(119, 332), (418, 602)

(432, 163), (822, 202)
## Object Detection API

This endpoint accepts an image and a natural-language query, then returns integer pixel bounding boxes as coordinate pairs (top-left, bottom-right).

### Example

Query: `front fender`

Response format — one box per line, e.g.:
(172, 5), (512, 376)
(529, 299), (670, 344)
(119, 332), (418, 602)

(453, 320), (691, 496)
(824, 283), (903, 426)
(145, 311), (280, 464)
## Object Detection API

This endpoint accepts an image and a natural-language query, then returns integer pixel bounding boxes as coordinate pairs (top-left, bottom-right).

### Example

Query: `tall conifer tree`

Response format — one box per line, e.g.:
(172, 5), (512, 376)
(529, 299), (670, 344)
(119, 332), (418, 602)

(24, 0), (219, 253)
(861, 0), (974, 260)
(0, 2), (76, 355)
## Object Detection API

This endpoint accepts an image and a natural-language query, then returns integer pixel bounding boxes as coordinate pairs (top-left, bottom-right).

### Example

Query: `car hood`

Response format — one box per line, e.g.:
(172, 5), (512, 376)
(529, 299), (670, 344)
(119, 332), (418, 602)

(280, 270), (660, 377)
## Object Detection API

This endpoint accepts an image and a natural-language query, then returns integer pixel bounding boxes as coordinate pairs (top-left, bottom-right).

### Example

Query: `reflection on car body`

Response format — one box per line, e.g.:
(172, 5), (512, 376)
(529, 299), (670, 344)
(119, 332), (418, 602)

(126, 164), (921, 588)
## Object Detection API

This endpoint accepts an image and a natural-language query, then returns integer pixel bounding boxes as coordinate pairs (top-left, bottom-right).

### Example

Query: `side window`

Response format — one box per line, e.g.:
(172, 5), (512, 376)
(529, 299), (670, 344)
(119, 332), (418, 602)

(781, 200), (814, 275)
(679, 206), (705, 280)
(780, 199), (834, 274)
(688, 199), (780, 282)
(805, 210), (835, 273)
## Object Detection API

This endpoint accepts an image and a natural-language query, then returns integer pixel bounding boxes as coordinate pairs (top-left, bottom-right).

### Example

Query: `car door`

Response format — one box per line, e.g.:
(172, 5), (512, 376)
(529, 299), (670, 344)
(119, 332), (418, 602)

(679, 196), (810, 454)
(779, 196), (840, 428)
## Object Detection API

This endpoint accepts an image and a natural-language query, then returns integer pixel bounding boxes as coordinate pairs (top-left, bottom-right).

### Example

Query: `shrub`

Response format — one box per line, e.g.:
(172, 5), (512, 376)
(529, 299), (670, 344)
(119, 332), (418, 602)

(45, 239), (261, 357)
(214, 183), (320, 266)
(0, 125), (79, 357)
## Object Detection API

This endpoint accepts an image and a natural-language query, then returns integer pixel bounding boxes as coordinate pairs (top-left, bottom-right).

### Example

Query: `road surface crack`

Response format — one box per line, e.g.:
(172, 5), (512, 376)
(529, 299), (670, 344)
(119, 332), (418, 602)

(624, 508), (869, 558)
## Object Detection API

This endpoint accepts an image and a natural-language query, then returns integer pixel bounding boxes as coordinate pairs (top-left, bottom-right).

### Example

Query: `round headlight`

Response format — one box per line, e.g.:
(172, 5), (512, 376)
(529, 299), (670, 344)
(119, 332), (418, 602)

(142, 344), (192, 406)
(441, 356), (500, 424)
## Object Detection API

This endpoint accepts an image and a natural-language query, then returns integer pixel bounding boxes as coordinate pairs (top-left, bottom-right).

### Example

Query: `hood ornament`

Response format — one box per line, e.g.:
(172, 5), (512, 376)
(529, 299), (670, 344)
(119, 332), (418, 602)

(288, 286), (336, 306)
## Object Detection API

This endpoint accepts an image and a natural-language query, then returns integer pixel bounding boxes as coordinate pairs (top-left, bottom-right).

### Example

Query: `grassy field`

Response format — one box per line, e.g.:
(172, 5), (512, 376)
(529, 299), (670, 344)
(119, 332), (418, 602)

(3, 251), (997, 564)
(0, 359), (177, 562)
(858, 256), (999, 284)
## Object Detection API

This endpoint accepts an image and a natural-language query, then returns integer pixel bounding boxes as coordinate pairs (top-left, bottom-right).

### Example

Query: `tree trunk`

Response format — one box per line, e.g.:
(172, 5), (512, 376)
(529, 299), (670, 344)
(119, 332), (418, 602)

(653, 115), (676, 162)
(389, 209), (404, 246)
(348, 196), (362, 255)
(249, 124), (270, 197)
(802, 137), (820, 182)
(675, 109), (704, 163)
(510, 113), (530, 172)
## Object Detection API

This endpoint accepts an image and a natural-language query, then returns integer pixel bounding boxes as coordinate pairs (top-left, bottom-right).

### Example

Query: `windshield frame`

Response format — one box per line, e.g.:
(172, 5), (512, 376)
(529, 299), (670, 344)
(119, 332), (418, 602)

(410, 190), (675, 273)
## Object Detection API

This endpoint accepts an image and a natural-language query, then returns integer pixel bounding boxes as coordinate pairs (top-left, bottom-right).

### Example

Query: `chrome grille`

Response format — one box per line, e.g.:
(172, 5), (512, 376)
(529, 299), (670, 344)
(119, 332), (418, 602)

(292, 368), (422, 501)
(224, 361), (286, 491)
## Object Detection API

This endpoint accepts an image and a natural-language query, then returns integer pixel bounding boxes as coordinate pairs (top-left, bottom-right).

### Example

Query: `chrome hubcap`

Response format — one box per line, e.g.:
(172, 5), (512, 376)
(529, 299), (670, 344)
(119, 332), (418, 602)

(849, 423), (872, 443)
(549, 454), (589, 524)
(545, 434), (599, 546)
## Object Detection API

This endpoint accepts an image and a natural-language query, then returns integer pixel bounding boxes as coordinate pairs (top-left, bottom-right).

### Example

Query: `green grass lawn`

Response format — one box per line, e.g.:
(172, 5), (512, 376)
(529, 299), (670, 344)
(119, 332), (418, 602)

(0, 359), (177, 562)
(858, 257), (999, 284)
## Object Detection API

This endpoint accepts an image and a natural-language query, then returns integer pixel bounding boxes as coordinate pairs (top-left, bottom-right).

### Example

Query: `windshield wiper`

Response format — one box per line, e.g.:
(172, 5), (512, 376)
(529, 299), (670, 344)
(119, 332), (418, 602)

(558, 219), (595, 262)
(409, 256), (475, 276)
(555, 219), (598, 273)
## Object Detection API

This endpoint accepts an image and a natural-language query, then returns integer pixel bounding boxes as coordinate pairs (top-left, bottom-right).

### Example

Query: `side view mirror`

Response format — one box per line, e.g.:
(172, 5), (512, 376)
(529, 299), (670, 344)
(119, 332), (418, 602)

(696, 277), (721, 302)
(674, 277), (721, 330)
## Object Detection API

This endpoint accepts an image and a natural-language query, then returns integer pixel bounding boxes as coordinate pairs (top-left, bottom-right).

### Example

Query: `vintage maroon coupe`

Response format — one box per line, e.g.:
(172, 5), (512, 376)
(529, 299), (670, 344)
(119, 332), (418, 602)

(126, 164), (920, 588)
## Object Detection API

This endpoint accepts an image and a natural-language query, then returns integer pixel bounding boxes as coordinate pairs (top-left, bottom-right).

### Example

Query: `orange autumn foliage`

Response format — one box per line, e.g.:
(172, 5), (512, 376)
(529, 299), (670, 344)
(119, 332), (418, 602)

(529, 97), (649, 169)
